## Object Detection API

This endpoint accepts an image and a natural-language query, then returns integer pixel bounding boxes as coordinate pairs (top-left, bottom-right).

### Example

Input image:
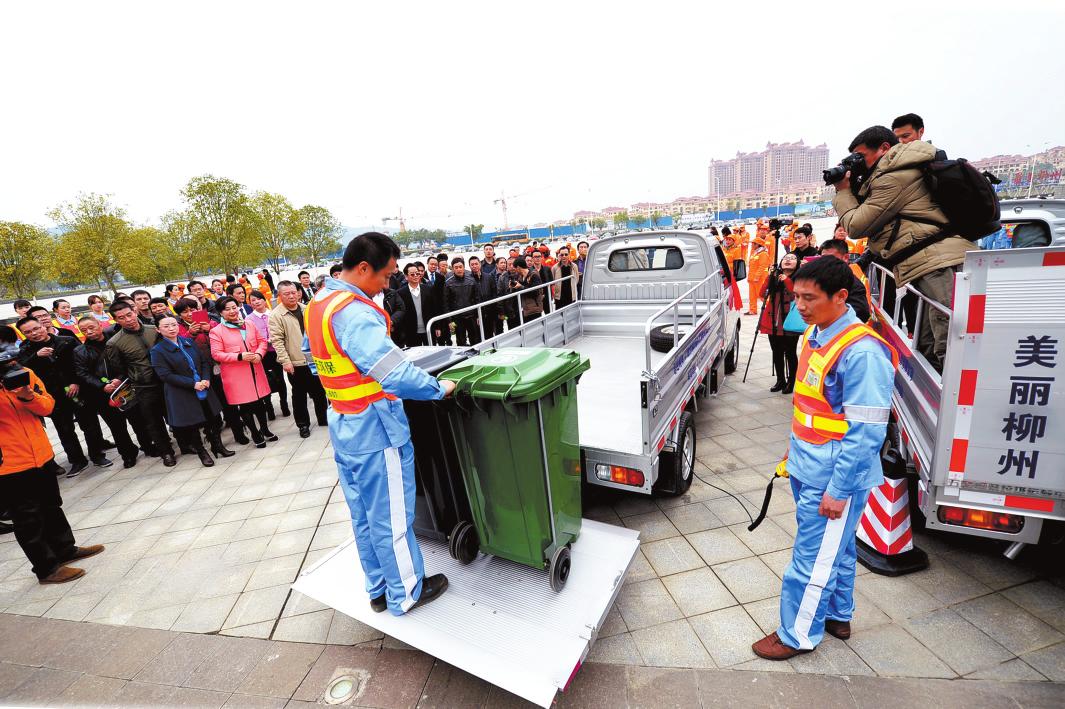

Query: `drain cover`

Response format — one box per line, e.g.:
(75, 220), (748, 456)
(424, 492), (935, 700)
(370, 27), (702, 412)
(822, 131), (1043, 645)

(324, 668), (369, 705)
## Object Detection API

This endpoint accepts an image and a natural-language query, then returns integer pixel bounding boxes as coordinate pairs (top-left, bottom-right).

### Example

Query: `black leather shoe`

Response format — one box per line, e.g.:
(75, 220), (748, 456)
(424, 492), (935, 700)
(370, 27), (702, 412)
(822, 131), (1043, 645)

(370, 594), (386, 613)
(161, 454), (177, 467)
(408, 574), (448, 612)
(91, 456), (114, 468)
(0, 521), (14, 535)
(122, 456), (138, 469)
(769, 381), (785, 393)
(197, 448), (215, 467)
(66, 461), (89, 478)
(261, 429), (279, 443)
(298, 425), (311, 439)
(781, 383), (794, 395)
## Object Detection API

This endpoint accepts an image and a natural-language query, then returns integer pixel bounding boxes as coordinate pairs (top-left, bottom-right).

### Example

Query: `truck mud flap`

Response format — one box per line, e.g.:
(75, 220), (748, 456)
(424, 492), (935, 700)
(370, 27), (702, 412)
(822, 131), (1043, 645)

(293, 520), (640, 708)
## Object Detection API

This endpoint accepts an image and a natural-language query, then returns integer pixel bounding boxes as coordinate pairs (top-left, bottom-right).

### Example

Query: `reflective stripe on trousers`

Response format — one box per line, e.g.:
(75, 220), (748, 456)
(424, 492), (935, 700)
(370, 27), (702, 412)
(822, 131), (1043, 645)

(777, 476), (870, 650)
(334, 439), (425, 615)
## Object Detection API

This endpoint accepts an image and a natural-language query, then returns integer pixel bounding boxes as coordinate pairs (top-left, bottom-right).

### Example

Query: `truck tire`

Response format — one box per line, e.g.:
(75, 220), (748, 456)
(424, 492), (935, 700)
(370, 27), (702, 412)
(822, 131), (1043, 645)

(723, 325), (740, 374)
(653, 412), (695, 497)
(649, 324), (694, 353)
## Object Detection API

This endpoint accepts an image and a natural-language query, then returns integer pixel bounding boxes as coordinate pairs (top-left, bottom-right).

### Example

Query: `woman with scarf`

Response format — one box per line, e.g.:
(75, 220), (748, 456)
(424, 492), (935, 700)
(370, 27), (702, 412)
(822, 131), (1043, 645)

(149, 316), (233, 466)
(209, 296), (276, 448)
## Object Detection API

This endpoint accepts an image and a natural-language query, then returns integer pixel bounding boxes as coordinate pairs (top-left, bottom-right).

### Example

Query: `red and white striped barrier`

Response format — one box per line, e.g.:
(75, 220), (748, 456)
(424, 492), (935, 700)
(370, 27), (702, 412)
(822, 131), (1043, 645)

(857, 478), (913, 555)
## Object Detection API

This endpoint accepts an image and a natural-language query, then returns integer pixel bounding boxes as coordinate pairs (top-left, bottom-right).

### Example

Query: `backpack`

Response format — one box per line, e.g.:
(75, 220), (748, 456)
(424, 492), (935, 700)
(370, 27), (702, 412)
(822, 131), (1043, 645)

(920, 158), (1001, 240)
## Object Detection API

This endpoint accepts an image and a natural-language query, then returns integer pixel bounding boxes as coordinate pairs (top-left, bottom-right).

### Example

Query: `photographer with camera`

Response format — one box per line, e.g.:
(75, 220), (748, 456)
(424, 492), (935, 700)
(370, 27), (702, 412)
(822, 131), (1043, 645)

(830, 126), (977, 371)
(0, 342), (104, 584)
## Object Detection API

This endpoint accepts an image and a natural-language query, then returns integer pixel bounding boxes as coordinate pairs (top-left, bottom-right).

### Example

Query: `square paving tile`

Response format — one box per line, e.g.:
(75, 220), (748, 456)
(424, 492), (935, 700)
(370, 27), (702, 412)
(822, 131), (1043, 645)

(855, 573), (942, 621)
(686, 527), (753, 566)
(731, 518), (793, 555)
(184, 635), (273, 692)
(630, 619), (715, 668)
(1002, 580), (1065, 633)
(615, 578), (684, 631)
(955, 593), (1065, 655)
(689, 605), (763, 667)
(642, 537), (705, 577)
(235, 641), (324, 698)
(662, 567), (738, 618)
(223, 585), (291, 630)
(661, 502), (723, 534)
(622, 510), (680, 542)
(586, 632), (643, 665)
(845, 624), (955, 678)
(711, 556), (779, 604)
(903, 608), (1014, 675)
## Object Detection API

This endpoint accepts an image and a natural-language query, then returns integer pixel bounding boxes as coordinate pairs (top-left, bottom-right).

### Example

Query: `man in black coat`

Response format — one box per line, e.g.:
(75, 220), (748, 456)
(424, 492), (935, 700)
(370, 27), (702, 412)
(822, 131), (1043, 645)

(444, 258), (481, 346)
(468, 256), (497, 340)
(17, 317), (111, 477)
(529, 250), (553, 314)
(396, 263), (435, 347)
(72, 317), (142, 468)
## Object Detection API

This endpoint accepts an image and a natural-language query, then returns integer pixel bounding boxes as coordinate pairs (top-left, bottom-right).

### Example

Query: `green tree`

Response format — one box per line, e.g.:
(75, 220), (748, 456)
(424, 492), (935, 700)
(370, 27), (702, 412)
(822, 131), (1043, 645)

(296, 205), (341, 265)
(650, 210), (663, 227)
(48, 192), (130, 292)
(612, 211), (628, 228)
(463, 224), (484, 240)
(592, 217), (607, 229)
(0, 222), (55, 299)
(249, 192), (303, 274)
(117, 225), (185, 286)
(160, 209), (204, 281)
(181, 175), (255, 274)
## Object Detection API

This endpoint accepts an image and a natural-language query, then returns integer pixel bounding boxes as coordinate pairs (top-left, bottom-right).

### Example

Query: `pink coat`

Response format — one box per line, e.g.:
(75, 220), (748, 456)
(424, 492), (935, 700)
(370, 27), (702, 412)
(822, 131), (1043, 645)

(209, 321), (271, 405)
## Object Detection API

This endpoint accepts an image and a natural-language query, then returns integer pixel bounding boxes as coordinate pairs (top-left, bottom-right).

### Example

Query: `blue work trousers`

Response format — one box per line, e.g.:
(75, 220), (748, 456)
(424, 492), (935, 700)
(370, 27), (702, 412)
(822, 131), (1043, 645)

(777, 476), (870, 650)
(335, 441), (425, 615)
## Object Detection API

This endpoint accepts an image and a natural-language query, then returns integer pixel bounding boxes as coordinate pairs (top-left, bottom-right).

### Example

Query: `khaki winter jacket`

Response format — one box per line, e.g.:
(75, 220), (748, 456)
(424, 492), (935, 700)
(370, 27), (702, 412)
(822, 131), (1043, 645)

(268, 303), (309, 368)
(833, 140), (976, 286)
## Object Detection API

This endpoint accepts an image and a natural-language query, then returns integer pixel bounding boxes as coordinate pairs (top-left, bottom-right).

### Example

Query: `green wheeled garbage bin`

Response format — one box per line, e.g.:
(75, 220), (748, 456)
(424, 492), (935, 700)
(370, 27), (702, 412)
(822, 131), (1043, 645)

(439, 347), (590, 591)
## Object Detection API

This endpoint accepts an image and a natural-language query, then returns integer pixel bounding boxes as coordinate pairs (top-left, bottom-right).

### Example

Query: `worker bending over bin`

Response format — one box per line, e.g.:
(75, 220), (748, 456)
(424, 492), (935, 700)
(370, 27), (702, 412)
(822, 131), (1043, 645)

(306, 232), (456, 616)
(752, 257), (897, 660)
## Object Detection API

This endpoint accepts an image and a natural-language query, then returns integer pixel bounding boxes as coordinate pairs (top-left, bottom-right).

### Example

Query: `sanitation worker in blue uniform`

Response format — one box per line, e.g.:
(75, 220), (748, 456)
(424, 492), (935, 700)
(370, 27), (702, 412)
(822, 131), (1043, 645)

(306, 232), (455, 615)
(752, 256), (897, 660)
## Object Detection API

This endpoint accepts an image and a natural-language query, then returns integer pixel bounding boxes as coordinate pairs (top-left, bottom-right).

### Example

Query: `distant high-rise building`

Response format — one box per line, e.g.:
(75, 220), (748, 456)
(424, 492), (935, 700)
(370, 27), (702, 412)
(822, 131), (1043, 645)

(708, 140), (830, 196)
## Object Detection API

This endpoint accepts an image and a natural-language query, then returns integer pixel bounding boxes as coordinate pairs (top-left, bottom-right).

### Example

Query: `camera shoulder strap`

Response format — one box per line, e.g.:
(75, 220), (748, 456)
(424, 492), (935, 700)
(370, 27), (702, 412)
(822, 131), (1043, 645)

(883, 230), (950, 269)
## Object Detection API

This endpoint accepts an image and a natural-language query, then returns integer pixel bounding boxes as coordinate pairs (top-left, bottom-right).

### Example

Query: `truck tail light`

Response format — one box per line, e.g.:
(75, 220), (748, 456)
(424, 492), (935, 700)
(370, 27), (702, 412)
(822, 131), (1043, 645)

(595, 464), (644, 487)
(937, 506), (1024, 534)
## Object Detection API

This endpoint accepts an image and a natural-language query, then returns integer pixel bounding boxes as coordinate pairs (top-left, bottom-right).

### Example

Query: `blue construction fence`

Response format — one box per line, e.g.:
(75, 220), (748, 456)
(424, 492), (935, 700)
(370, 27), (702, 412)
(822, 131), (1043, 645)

(444, 222), (592, 246)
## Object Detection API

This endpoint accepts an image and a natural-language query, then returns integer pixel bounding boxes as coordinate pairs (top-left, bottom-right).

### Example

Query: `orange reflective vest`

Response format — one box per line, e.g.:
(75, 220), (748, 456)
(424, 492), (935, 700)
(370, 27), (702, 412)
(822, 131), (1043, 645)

(52, 318), (85, 342)
(792, 323), (898, 444)
(304, 290), (397, 414)
(849, 263), (873, 316)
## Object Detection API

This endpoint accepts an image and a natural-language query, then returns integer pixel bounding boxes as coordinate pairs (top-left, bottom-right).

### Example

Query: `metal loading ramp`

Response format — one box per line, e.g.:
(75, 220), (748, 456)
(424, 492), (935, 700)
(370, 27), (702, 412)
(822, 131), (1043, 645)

(293, 519), (640, 708)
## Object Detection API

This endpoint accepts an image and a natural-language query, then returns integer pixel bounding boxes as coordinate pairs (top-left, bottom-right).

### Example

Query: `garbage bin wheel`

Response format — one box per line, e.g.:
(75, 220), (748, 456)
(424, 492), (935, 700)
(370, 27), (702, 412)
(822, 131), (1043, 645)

(549, 545), (571, 592)
(653, 412), (695, 497)
(449, 521), (479, 565)
(649, 324), (695, 353)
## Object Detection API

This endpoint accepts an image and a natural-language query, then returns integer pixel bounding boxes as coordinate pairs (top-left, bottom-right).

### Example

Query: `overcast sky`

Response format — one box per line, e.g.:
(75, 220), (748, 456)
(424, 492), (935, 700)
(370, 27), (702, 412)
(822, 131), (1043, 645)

(2, 1), (1063, 232)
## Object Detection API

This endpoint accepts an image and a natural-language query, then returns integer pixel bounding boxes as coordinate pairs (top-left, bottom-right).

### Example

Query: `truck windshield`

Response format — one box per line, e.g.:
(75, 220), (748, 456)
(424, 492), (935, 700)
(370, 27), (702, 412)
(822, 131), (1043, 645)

(608, 246), (683, 272)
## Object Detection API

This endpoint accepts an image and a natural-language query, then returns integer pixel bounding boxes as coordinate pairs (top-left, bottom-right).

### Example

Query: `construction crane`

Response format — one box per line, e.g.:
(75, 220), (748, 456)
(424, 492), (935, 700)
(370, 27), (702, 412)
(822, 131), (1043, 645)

(493, 192), (510, 230)
(381, 208), (406, 232)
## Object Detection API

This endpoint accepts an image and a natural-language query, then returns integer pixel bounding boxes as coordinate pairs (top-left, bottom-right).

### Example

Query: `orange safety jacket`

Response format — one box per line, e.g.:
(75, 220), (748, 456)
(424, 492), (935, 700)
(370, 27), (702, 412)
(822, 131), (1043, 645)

(0, 369), (56, 475)
(304, 290), (397, 414)
(792, 323), (898, 444)
(849, 263), (873, 316)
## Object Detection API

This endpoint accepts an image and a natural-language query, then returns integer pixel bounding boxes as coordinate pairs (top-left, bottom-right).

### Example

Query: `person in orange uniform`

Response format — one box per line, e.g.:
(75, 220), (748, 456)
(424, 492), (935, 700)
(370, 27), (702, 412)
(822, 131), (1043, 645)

(736, 225), (751, 260)
(722, 231), (743, 275)
(746, 233), (772, 315)
(257, 273), (274, 308)
(0, 342), (104, 584)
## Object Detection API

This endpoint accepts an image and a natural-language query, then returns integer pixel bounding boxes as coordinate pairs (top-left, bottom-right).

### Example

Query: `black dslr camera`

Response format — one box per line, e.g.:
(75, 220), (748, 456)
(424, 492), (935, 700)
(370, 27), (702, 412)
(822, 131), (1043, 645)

(0, 343), (29, 391)
(823, 152), (866, 185)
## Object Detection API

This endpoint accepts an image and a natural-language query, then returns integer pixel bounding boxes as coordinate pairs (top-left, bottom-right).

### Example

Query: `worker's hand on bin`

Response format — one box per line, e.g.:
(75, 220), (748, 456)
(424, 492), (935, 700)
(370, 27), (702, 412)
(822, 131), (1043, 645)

(441, 380), (457, 398)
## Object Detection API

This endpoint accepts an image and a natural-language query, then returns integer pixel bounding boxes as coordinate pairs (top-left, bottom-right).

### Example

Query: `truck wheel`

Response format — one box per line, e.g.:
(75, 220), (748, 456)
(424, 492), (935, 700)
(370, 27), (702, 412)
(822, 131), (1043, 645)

(449, 521), (479, 565)
(650, 324), (694, 353)
(724, 326), (739, 374)
(653, 412), (695, 497)
(549, 545), (571, 592)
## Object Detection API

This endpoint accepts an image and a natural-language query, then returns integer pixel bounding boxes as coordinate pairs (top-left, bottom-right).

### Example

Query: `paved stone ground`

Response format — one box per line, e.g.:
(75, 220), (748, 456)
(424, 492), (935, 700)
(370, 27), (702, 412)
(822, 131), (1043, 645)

(1, 323), (1064, 706)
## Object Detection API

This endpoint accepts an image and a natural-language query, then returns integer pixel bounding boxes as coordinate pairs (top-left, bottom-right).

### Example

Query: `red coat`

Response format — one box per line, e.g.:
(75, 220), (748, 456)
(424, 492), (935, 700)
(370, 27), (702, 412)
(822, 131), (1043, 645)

(209, 322), (271, 405)
(758, 276), (795, 336)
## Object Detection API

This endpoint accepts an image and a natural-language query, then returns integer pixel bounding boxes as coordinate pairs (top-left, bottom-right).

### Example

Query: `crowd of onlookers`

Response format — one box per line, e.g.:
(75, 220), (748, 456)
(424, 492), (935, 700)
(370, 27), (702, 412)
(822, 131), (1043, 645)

(382, 241), (589, 348)
(1, 241), (593, 479)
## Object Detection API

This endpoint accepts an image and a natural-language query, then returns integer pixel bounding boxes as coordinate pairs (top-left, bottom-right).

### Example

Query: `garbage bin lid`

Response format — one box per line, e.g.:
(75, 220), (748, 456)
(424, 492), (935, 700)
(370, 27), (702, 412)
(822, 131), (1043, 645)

(404, 346), (472, 376)
(439, 347), (590, 403)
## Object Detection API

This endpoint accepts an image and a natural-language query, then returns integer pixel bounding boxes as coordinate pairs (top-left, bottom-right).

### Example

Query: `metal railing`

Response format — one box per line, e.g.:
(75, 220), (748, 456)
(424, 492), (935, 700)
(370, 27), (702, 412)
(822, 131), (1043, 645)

(641, 272), (722, 373)
(868, 263), (953, 346)
(424, 272), (580, 345)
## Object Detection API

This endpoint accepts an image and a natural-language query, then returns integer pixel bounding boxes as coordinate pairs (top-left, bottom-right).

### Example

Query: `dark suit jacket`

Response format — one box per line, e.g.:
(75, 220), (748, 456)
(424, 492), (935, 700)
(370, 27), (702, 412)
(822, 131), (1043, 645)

(396, 284), (436, 347)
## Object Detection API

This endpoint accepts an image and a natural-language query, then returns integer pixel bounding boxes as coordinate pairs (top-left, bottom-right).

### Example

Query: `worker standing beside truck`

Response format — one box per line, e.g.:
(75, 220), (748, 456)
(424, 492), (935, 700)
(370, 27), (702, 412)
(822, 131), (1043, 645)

(306, 232), (456, 616)
(753, 257), (897, 660)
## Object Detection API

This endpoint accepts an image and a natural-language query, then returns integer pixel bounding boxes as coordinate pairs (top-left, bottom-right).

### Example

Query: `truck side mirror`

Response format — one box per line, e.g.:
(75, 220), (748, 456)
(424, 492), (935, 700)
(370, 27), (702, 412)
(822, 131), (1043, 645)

(732, 259), (747, 281)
